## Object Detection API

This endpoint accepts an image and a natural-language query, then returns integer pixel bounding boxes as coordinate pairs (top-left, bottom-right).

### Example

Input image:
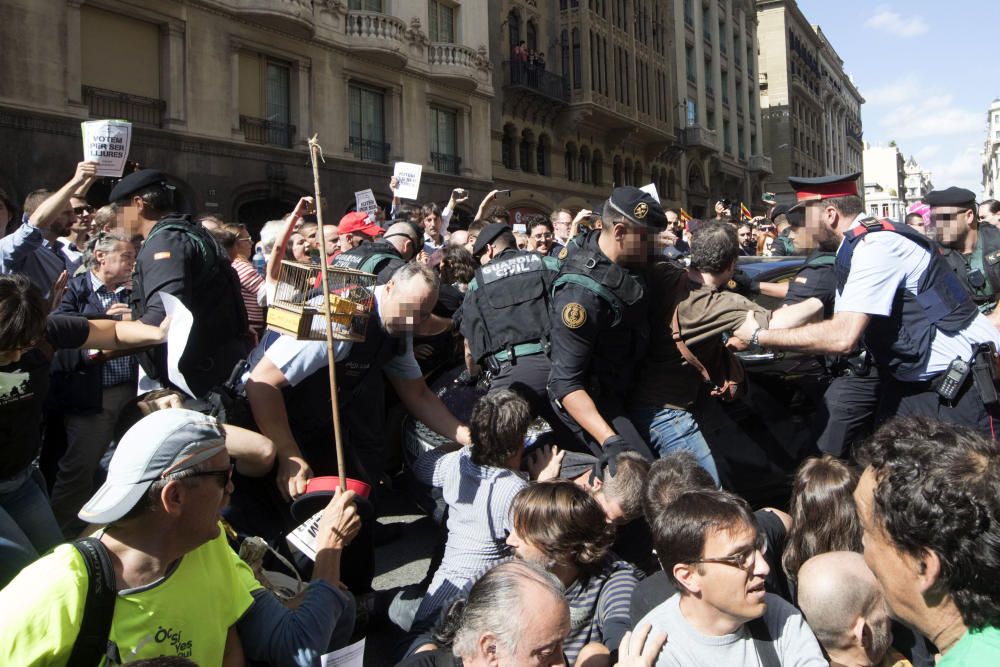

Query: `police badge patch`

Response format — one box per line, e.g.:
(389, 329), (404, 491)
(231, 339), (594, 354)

(634, 202), (649, 219)
(558, 247), (568, 260)
(562, 303), (587, 329)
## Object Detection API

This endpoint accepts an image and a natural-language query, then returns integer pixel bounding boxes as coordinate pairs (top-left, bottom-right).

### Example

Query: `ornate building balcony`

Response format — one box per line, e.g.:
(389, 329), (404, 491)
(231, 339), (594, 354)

(240, 115), (296, 149)
(683, 126), (718, 153)
(234, 0), (314, 37)
(501, 61), (568, 104)
(749, 154), (773, 174)
(83, 86), (164, 128)
(428, 43), (488, 91)
(344, 10), (408, 67)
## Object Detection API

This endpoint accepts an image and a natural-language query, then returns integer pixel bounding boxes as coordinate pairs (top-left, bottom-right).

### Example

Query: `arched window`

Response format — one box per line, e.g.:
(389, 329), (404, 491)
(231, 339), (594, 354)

(667, 170), (677, 199)
(624, 159), (633, 186)
(688, 164), (703, 191)
(519, 130), (535, 173)
(650, 166), (659, 192)
(537, 135), (550, 176)
(526, 20), (537, 52)
(508, 10), (521, 59)
(572, 28), (582, 89)
(501, 124), (518, 169)
(633, 161), (643, 187)
(565, 142), (578, 181)
(657, 167), (668, 200)
(561, 30), (570, 81)
(612, 155), (623, 186)
(579, 146), (591, 184)
(592, 150), (603, 186)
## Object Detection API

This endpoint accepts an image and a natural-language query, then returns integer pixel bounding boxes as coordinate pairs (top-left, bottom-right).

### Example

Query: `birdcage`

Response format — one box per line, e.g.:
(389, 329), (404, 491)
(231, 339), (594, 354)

(266, 260), (376, 342)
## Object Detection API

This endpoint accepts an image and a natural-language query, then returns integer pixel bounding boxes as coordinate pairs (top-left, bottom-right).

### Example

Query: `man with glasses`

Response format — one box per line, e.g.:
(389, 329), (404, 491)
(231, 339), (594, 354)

(925, 187), (1000, 313)
(734, 173), (1000, 435)
(334, 220), (420, 285)
(527, 215), (558, 256)
(0, 408), (363, 665)
(637, 488), (826, 666)
(63, 194), (95, 264)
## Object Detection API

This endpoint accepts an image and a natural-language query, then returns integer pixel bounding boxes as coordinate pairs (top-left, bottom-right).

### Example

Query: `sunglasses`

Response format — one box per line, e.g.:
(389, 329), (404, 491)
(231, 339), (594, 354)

(185, 463), (235, 487)
(73, 205), (95, 215)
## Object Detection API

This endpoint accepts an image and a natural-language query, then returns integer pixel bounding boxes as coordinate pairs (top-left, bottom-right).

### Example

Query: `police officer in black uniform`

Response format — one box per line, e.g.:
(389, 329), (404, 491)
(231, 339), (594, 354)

(333, 220), (421, 285)
(110, 170), (250, 397)
(547, 187), (666, 463)
(734, 173), (1000, 435)
(926, 186), (1000, 313)
(459, 222), (562, 422)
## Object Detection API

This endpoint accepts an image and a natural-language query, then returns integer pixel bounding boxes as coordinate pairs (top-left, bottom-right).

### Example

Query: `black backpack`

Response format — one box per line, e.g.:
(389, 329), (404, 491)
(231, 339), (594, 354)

(68, 538), (119, 665)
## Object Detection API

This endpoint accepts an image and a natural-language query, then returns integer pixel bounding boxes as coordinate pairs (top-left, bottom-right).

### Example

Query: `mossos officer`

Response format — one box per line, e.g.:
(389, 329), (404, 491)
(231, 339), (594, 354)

(734, 173), (1000, 434)
(547, 186), (666, 462)
(459, 223), (561, 421)
(925, 186), (1000, 312)
(111, 169), (250, 397)
(333, 220), (421, 285)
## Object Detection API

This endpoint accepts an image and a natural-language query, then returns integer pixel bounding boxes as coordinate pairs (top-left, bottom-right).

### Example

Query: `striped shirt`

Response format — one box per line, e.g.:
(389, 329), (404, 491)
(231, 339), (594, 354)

(563, 558), (641, 665)
(411, 447), (528, 626)
(89, 272), (137, 387)
(232, 258), (265, 331)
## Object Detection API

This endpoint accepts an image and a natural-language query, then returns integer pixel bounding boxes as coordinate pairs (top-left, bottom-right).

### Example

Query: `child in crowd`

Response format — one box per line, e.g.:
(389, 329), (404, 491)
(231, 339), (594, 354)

(410, 389), (532, 628)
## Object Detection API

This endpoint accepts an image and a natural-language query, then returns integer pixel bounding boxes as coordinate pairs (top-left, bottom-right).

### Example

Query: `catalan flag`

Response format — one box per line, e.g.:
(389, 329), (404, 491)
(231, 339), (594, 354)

(680, 208), (692, 223)
(740, 202), (753, 221)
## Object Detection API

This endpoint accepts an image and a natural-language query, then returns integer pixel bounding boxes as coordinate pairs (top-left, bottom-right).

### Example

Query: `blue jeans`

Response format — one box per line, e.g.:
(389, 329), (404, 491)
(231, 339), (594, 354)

(0, 467), (63, 587)
(630, 406), (720, 484)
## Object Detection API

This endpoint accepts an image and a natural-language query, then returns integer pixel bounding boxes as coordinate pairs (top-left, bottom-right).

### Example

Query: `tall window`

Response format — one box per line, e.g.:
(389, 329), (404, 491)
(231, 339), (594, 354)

(526, 20), (537, 52)
(572, 29), (582, 89)
(348, 83), (387, 162)
(348, 0), (382, 10)
(686, 98), (697, 125)
(429, 1), (455, 42)
(537, 136), (549, 176)
(592, 151), (603, 186)
(561, 30), (569, 81)
(508, 10), (521, 57)
(430, 107), (458, 174)
(520, 131), (534, 173)
(686, 45), (695, 82)
(565, 143), (578, 181)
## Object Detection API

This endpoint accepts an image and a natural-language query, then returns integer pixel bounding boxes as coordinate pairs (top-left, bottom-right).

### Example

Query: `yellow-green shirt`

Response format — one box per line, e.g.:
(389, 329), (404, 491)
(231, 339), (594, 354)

(0, 528), (258, 666)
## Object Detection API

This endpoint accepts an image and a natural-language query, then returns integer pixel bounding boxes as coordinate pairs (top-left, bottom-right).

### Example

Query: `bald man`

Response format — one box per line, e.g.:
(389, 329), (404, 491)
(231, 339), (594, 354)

(448, 229), (469, 248)
(797, 552), (907, 667)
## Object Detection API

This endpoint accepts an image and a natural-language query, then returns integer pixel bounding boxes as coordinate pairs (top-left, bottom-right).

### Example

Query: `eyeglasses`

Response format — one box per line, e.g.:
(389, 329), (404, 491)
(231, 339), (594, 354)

(689, 533), (766, 573)
(182, 463), (234, 487)
(237, 236), (252, 243)
(73, 206), (95, 215)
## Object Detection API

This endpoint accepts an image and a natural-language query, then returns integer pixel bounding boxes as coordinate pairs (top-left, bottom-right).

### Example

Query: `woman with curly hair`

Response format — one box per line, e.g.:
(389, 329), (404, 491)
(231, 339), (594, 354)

(782, 455), (863, 593)
(507, 481), (640, 666)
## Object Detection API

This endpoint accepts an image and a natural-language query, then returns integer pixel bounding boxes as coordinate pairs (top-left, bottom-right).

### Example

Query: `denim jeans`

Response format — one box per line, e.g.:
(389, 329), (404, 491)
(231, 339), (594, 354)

(630, 406), (720, 484)
(0, 466), (64, 587)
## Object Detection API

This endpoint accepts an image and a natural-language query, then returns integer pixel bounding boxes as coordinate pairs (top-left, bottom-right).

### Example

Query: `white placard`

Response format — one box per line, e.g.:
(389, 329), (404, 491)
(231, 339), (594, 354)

(321, 638), (365, 667)
(392, 162), (423, 200)
(286, 509), (323, 561)
(354, 188), (379, 221)
(81, 120), (132, 177)
(158, 293), (195, 399)
(639, 182), (660, 203)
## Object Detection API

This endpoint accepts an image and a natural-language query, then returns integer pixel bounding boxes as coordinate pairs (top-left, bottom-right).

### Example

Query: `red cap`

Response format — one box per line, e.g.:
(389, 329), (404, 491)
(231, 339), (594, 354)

(338, 211), (384, 237)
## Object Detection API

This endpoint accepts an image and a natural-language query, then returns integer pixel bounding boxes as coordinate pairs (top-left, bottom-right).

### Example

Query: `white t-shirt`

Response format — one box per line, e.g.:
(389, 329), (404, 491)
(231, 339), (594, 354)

(636, 593), (827, 667)
(256, 286), (423, 386)
(835, 215), (1000, 381)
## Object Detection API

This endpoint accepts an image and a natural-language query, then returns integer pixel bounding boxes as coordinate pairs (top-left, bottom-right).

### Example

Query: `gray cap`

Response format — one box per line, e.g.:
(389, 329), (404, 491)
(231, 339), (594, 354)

(78, 409), (227, 524)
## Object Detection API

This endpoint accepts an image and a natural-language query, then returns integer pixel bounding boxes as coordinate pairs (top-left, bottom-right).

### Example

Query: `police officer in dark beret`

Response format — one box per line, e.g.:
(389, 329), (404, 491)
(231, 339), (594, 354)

(547, 187), (665, 464)
(110, 169), (250, 397)
(926, 186), (1000, 311)
(458, 222), (563, 426)
(734, 173), (1000, 436)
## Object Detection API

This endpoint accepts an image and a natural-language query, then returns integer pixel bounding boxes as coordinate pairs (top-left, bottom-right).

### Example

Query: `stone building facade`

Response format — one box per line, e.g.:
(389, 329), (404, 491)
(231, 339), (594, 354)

(0, 0), (495, 236)
(755, 0), (863, 202)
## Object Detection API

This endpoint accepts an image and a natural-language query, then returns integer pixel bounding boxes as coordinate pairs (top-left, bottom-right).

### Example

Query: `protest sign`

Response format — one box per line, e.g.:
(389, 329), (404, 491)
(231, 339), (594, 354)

(392, 162), (422, 200)
(81, 120), (132, 177)
(321, 638), (365, 667)
(354, 189), (379, 221)
(639, 182), (660, 203)
(158, 293), (195, 399)
(286, 510), (323, 560)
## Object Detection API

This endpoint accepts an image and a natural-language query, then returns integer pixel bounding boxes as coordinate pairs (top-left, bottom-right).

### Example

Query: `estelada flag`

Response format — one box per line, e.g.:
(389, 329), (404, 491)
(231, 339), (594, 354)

(680, 208), (692, 222)
(740, 202), (753, 221)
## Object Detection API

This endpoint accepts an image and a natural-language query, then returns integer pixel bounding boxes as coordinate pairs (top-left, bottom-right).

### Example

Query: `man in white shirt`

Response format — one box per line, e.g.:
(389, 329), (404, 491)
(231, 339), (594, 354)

(637, 488), (826, 666)
(734, 172), (1000, 435)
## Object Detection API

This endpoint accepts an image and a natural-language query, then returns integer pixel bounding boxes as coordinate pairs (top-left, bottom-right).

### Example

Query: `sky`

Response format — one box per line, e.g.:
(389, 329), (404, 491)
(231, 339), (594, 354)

(796, 0), (999, 195)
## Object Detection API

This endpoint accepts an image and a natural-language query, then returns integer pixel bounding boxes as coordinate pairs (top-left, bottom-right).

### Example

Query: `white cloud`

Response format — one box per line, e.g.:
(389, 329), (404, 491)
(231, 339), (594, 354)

(864, 6), (929, 38)
(923, 144), (985, 194)
(863, 74), (921, 107)
(879, 94), (982, 139)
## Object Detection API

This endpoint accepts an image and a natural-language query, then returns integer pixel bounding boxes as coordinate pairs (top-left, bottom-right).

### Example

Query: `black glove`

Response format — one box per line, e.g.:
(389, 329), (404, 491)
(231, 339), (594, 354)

(591, 434), (629, 482)
(454, 369), (479, 386)
(728, 269), (760, 296)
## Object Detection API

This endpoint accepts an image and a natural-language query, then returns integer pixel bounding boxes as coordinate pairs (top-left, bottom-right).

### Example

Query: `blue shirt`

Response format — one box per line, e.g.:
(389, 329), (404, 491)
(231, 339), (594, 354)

(0, 220), (79, 296)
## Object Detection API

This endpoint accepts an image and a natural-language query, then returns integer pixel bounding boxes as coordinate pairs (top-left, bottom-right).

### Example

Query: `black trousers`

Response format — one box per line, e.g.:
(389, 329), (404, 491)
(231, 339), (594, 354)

(814, 374), (882, 458)
(548, 392), (653, 459)
(877, 373), (993, 438)
(488, 354), (578, 447)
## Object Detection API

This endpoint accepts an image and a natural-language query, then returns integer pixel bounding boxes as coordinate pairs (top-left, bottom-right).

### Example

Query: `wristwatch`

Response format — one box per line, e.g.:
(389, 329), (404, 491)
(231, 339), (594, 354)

(750, 325), (765, 349)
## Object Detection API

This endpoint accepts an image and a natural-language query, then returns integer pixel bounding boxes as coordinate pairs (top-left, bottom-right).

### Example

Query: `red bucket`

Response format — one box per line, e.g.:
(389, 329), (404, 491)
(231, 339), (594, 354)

(304, 476), (372, 499)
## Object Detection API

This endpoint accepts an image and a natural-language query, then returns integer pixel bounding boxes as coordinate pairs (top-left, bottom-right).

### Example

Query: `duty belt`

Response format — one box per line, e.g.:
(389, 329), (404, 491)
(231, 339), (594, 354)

(491, 341), (546, 364)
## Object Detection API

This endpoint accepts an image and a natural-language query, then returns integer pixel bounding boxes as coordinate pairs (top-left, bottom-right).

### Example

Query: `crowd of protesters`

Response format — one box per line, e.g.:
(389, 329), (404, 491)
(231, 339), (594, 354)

(0, 158), (998, 667)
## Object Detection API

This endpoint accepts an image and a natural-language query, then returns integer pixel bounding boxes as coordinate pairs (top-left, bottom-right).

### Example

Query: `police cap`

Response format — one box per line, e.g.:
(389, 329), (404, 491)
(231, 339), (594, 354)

(924, 186), (977, 210)
(606, 186), (667, 229)
(788, 172), (861, 211)
(472, 222), (509, 256)
(108, 169), (175, 204)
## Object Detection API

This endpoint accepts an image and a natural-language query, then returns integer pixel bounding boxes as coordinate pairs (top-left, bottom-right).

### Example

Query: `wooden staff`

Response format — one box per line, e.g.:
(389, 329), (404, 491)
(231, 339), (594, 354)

(308, 135), (347, 493)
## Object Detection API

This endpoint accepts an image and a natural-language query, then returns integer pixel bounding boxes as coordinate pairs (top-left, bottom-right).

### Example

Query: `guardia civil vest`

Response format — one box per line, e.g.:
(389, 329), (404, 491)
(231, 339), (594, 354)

(835, 218), (978, 379)
(333, 241), (404, 278)
(461, 248), (560, 363)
